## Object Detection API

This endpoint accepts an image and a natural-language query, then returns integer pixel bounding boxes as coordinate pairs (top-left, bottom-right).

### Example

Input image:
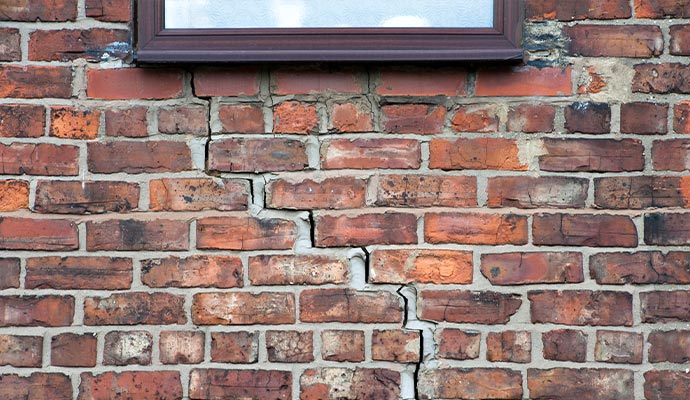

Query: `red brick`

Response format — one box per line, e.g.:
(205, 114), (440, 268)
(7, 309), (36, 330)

(419, 368), (523, 400)
(104, 107), (148, 137)
(527, 0), (632, 20)
(487, 176), (588, 208)
(476, 66), (572, 97)
(507, 103), (556, 133)
(218, 104), (264, 133)
(35, 180), (139, 214)
(372, 330), (420, 363)
(26, 256), (132, 290)
(542, 329), (587, 362)
(450, 105), (499, 133)
(87, 68), (183, 100)
(86, 219), (189, 251)
(0, 296), (74, 327)
(370, 249), (473, 284)
(636, 0), (690, 18)
(376, 174), (476, 208)
(78, 371), (182, 400)
(564, 102), (611, 134)
(193, 67), (260, 97)
(88, 141), (191, 173)
(646, 213), (690, 245)
(529, 290), (633, 326)
(86, 0), (131, 22)
(208, 138), (308, 172)
(330, 102), (372, 133)
(84, 292), (185, 325)
(159, 331), (204, 364)
(621, 102), (668, 134)
(671, 24), (690, 55)
(301, 368), (400, 400)
(193, 292), (295, 325)
(197, 216), (296, 250)
(675, 101), (690, 133)
(633, 63), (690, 94)
(0, 335), (42, 367)
(648, 330), (690, 363)
(591, 251), (690, 284)
(191, 369), (291, 400)
(481, 252), (584, 285)
(645, 371), (690, 400)
(272, 68), (361, 94)
(29, 29), (129, 61)
(0, 0), (77, 21)
(578, 66), (608, 94)
(377, 69), (466, 96)
(565, 25), (663, 57)
(0, 217), (78, 251)
(533, 213), (638, 247)
(158, 106), (208, 135)
(0, 65), (72, 98)
(430, 138), (526, 171)
(529, 369), (633, 400)
(641, 291), (690, 322)
(273, 101), (318, 134)
(321, 139), (421, 169)
(321, 330), (365, 362)
(300, 289), (402, 323)
(211, 331), (258, 363)
(266, 330), (314, 363)
(0, 143), (78, 176)
(49, 107), (100, 140)
(249, 255), (348, 285)
(653, 139), (690, 170)
(0, 29), (20, 61)
(0, 180), (29, 211)
(425, 213), (528, 245)
(0, 373), (72, 400)
(539, 138), (644, 172)
(149, 178), (248, 211)
(0, 104), (45, 138)
(435, 329), (480, 360)
(142, 255), (242, 289)
(381, 104), (446, 134)
(314, 212), (417, 247)
(487, 331), (531, 363)
(0, 259), (20, 289)
(595, 330), (643, 364)
(267, 176), (367, 210)
(595, 176), (690, 209)
(51, 333), (96, 367)
(420, 290), (521, 324)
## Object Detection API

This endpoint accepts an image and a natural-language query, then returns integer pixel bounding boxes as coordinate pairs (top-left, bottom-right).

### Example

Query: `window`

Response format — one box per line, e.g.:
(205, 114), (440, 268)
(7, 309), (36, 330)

(137, 0), (523, 62)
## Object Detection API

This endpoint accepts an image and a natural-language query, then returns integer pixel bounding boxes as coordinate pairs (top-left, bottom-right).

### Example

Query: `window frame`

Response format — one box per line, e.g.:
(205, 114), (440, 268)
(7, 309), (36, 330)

(136, 0), (523, 62)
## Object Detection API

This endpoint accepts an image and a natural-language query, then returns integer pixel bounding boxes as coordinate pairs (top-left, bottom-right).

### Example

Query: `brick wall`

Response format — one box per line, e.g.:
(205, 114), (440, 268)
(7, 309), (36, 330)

(1, 0), (690, 398)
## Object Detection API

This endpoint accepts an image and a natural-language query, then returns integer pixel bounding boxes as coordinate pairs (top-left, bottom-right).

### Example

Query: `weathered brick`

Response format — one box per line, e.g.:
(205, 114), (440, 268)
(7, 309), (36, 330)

(267, 176), (367, 210)
(142, 255), (243, 288)
(0, 65), (72, 98)
(540, 138), (644, 172)
(273, 101), (318, 134)
(595, 330), (643, 364)
(671, 24), (690, 55)
(49, 107), (100, 140)
(211, 331), (258, 363)
(377, 68), (466, 96)
(0, 180), (29, 211)
(190, 369), (291, 400)
(301, 368), (400, 400)
(565, 25), (663, 57)
(218, 104), (264, 133)
(487, 176), (588, 209)
(86, 219), (189, 251)
(35, 180), (139, 214)
(435, 329), (480, 360)
(104, 107), (148, 137)
(476, 66), (571, 97)
(430, 138), (526, 171)
(84, 293), (185, 325)
(0, 217), (78, 251)
(420, 290), (522, 324)
(193, 67), (260, 97)
(329, 102), (373, 133)
(645, 371), (690, 400)
(51, 333), (96, 367)
(78, 371), (182, 400)
(0, 296), (74, 327)
(486, 331), (531, 363)
(159, 331), (204, 364)
(591, 251), (690, 284)
(321, 139), (421, 169)
(370, 249), (473, 284)
(315, 212), (417, 247)
(300, 289), (402, 323)
(527, 0), (632, 20)
(633, 63), (690, 94)
(451, 105), (499, 133)
(635, 0), (690, 18)
(87, 68), (183, 100)
(529, 369), (633, 400)
(249, 255), (348, 285)
(272, 68), (361, 94)
(376, 174), (477, 208)
(0, 259), (20, 289)
(419, 368), (523, 400)
(86, 0), (131, 22)
(641, 291), (690, 322)
(529, 290), (633, 326)
(594, 176), (690, 209)
(481, 252), (584, 285)
(646, 213), (690, 245)
(266, 330), (314, 363)
(0, 0), (77, 21)
(0, 373), (72, 400)
(674, 101), (690, 133)
(103, 331), (152, 366)
(0, 104), (45, 137)
(652, 139), (690, 171)
(649, 330), (690, 363)
(564, 102), (611, 134)
(29, 29), (129, 61)
(507, 103), (556, 133)
(87, 141), (192, 173)
(0, 143), (79, 176)
(157, 106), (208, 135)
(372, 330), (420, 363)
(26, 256), (132, 290)
(149, 178), (248, 211)
(197, 216), (296, 250)
(542, 329), (587, 362)
(193, 292), (295, 325)
(621, 102), (668, 134)
(0, 28), (20, 61)
(381, 104), (446, 134)
(321, 330), (365, 362)
(0, 335), (42, 367)
(533, 213), (638, 247)
(208, 138), (308, 172)
(425, 213), (528, 245)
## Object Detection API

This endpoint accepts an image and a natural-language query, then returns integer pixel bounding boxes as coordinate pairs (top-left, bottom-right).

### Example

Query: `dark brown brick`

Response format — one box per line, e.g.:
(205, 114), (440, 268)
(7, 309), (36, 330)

(0, 296), (74, 327)
(0, 65), (72, 98)
(0, 0), (77, 21)
(540, 138), (644, 172)
(26, 256), (132, 290)
(529, 290), (633, 326)
(208, 138), (308, 173)
(595, 176), (690, 209)
(86, 219), (189, 251)
(0, 217), (78, 251)
(87, 141), (192, 174)
(507, 103), (556, 133)
(481, 252), (584, 285)
(591, 251), (690, 284)
(435, 329), (480, 360)
(105, 107), (148, 137)
(84, 292), (186, 325)
(300, 289), (402, 323)
(595, 330), (643, 364)
(646, 213), (690, 245)
(211, 332), (258, 363)
(0, 335), (42, 367)
(190, 369), (291, 400)
(79, 371), (181, 400)
(636, 0), (690, 18)
(486, 331), (531, 363)
(527, 0), (632, 20)
(0, 373), (72, 399)
(649, 330), (690, 363)
(315, 212), (417, 247)
(0, 28), (20, 61)
(0, 259), (19, 289)
(565, 25), (663, 57)
(29, 29), (129, 61)
(542, 330), (587, 362)
(0, 104), (45, 138)
(0, 143), (79, 176)
(621, 102), (668, 134)
(420, 290), (522, 324)
(35, 181), (139, 214)
(382, 104), (446, 134)
(218, 104), (264, 134)
(653, 139), (690, 171)
(641, 291), (690, 322)
(533, 213), (638, 247)
(51, 333), (96, 367)
(157, 106), (208, 136)
(645, 371), (690, 400)
(86, 0), (131, 22)
(564, 102), (611, 134)
(633, 63), (690, 94)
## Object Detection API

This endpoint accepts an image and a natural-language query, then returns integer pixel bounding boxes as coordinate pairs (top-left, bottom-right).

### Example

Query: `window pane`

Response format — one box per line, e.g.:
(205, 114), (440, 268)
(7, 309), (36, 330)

(165, 0), (495, 29)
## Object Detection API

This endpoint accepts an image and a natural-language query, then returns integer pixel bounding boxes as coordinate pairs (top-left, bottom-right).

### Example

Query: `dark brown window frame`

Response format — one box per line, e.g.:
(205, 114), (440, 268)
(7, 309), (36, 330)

(136, 0), (523, 62)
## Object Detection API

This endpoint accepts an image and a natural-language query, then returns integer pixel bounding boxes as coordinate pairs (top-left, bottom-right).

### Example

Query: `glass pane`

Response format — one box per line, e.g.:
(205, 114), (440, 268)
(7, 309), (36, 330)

(165, 0), (495, 29)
